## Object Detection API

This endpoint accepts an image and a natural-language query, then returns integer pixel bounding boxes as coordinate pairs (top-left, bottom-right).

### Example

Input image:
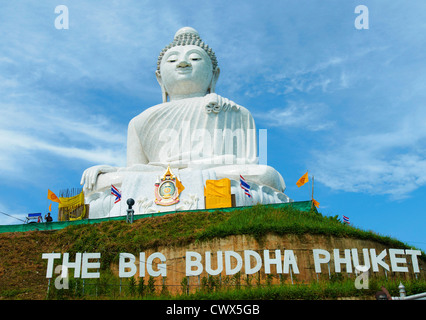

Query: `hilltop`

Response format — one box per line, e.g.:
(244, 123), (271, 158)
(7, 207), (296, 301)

(0, 203), (424, 299)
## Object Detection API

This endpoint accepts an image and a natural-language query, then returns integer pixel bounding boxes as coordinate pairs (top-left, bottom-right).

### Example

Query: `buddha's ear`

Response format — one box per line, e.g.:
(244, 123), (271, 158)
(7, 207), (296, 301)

(155, 70), (168, 103)
(208, 67), (220, 93)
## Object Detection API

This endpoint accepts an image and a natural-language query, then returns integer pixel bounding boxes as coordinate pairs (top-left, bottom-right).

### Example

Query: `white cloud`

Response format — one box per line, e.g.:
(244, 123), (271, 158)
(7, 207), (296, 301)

(0, 3), (146, 185)
(0, 202), (28, 225)
(311, 108), (426, 199)
(0, 101), (127, 182)
(254, 101), (334, 132)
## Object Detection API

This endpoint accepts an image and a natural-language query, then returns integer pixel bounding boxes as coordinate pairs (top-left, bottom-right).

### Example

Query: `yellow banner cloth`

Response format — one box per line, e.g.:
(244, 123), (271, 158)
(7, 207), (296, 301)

(204, 178), (232, 209)
(58, 191), (86, 221)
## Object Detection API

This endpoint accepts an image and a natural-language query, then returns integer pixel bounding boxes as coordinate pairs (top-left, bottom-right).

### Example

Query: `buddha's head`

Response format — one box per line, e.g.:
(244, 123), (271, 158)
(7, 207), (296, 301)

(156, 27), (220, 102)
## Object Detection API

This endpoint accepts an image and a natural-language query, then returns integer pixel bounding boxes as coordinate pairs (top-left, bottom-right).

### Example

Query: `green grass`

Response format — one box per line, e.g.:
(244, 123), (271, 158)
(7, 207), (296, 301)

(46, 274), (426, 300)
(178, 278), (426, 300)
(198, 205), (374, 241)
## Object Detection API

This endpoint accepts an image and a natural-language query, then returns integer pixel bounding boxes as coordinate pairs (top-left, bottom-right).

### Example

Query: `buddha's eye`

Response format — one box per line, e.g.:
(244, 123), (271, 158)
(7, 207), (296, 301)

(189, 53), (202, 61)
(167, 55), (178, 63)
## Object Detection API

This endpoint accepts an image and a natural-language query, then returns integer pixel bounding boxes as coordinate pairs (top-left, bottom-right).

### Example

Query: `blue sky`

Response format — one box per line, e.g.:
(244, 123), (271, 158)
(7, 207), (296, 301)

(0, 1), (425, 251)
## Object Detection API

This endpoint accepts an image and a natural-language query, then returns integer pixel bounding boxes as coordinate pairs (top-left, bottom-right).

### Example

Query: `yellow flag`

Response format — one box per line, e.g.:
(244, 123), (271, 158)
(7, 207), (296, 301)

(176, 177), (185, 195)
(47, 189), (61, 204)
(312, 199), (320, 208)
(48, 203), (52, 212)
(296, 172), (309, 187)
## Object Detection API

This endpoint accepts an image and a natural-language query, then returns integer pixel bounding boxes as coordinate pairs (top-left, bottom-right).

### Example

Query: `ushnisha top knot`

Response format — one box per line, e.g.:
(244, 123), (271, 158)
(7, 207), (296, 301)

(157, 27), (218, 73)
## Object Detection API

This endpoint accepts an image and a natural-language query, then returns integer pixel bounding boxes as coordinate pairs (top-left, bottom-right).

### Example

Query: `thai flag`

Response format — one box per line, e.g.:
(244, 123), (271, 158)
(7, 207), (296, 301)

(240, 175), (252, 198)
(343, 215), (350, 224)
(111, 185), (121, 204)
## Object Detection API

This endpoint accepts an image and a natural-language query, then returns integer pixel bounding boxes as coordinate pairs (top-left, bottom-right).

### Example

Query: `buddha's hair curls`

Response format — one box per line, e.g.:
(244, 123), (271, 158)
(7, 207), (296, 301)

(156, 28), (218, 74)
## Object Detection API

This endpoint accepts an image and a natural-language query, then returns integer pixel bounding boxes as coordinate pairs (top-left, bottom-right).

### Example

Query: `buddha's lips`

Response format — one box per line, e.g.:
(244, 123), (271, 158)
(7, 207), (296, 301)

(176, 67), (192, 74)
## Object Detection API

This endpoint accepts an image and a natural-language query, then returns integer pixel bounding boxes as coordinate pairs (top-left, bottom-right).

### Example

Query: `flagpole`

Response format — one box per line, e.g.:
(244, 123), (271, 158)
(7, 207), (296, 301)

(311, 175), (314, 210)
(109, 186), (112, 220)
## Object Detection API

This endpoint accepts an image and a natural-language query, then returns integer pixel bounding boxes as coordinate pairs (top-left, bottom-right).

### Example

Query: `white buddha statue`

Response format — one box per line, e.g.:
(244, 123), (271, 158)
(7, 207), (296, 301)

(81, 27), (290, 217)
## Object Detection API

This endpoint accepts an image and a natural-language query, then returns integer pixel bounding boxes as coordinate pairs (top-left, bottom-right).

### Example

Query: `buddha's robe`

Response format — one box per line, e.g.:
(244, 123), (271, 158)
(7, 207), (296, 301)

(124, 94), (285, 192)
(127, 94), (257, 168)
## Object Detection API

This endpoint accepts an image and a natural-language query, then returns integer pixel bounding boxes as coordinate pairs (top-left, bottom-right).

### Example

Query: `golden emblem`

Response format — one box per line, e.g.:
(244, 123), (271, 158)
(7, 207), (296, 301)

(154, 166), (184, 206)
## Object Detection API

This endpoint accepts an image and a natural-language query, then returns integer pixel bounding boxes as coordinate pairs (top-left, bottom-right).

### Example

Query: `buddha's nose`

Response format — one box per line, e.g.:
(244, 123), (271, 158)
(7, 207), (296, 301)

(177, 60), (191, 68)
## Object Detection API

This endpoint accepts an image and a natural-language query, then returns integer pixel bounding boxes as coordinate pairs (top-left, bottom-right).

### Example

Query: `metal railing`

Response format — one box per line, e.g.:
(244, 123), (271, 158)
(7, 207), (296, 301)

(392, 282), (426, 300)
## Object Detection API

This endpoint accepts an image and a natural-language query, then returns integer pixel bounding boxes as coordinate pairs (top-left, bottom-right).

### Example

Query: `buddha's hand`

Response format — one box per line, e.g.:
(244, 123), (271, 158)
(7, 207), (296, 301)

(205, 93), (240, 113)
(80, 165), (118, 191)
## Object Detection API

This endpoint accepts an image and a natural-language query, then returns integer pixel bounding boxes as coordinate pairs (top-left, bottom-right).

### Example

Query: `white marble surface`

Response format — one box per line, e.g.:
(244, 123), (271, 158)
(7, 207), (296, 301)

(86, 168), (290, 218)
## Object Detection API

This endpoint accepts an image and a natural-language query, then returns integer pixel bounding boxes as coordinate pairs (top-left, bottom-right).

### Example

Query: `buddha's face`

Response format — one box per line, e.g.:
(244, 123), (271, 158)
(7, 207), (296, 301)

(158, 45), (214, 99)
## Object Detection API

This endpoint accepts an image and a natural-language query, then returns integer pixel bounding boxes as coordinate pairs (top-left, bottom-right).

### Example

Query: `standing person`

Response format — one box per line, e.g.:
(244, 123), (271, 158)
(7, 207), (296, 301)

(45, 212), (53, 222)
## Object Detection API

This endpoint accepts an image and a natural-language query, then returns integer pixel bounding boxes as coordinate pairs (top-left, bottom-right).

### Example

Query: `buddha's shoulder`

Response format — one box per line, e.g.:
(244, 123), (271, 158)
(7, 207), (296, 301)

(216, 94), (251, 114)
(128, 96), (252, 128)
(129, 102), (169, 126)
(204, 93), (252, 115)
